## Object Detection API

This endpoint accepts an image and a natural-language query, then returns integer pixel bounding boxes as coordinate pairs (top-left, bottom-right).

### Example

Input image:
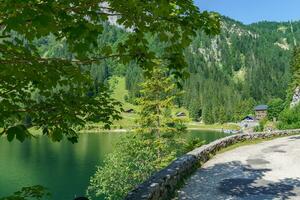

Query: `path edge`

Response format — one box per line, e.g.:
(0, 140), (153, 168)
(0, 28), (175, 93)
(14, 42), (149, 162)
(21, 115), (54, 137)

(124, 129), (300, 200)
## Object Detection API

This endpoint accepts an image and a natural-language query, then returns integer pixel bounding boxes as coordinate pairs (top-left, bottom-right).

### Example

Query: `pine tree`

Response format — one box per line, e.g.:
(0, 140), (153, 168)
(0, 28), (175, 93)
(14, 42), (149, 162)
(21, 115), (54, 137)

(136, 67), (186, 136)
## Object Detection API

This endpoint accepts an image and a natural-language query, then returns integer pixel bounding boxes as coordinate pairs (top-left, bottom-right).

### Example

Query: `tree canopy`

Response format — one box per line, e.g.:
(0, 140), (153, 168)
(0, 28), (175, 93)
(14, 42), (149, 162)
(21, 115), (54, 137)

(0, 1), (220, 142)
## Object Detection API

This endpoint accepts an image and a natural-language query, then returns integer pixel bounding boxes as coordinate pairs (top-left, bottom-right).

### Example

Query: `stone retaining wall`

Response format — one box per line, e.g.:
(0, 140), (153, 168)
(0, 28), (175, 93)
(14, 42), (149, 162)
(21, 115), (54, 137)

(124, 129), (300, 200)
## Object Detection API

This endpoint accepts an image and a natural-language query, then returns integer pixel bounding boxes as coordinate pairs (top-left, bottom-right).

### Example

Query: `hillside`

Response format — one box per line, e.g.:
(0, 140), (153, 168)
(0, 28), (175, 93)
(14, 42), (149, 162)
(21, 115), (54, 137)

(37, 18), (300, 124)
(125, 18), (300, 123)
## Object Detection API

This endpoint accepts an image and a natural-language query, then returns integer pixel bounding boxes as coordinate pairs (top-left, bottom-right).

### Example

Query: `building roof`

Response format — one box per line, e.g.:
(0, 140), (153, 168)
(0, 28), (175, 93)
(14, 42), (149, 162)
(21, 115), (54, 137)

(176, 112), (186, 117)
(124, 108), (135, 113)
(243, 116), (255, 120)
(254, 105), (268, 111)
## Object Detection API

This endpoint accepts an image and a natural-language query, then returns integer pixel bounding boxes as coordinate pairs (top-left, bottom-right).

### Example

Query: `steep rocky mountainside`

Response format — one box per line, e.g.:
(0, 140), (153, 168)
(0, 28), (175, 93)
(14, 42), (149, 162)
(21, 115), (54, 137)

(176, 17), (300, 122)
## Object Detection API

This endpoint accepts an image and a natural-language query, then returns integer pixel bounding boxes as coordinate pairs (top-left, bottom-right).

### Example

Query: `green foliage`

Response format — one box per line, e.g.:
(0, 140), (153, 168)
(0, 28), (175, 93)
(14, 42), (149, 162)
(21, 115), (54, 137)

(277, 104), (300, 130)
(5, 125), (30, 142)
(233, 98), (256, 121)
(254, 118), (268, 132)
(87, 66), (200, 200)
(0, 185), (50, 200)
(287, 47), (300, 101)
(0, 1), (220, 142)
(187, 100), (202, 121)
(125, 63), (143, 103)
(136, 67), (186, 135)
(291, 48), (300, 87)
(276, 47), (300, 130)
(87, 131), (202, 200)
(183, 137), (206, 152)
(182, 19), (294, 123)
(124, 18), (300, 124)
(87, 133), (181, 200)
(267, 98), (285, 120)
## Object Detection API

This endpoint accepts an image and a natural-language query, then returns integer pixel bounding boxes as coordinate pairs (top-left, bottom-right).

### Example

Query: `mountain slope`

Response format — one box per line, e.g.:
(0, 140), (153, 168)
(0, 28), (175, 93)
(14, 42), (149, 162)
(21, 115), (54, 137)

(37, 17), (300, 123)
(127, 17), (300, 123)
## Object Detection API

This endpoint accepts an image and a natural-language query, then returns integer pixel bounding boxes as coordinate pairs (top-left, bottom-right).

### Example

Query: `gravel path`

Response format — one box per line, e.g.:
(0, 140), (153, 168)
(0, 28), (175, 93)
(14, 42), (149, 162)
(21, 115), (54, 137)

(178, 135), (300, 200)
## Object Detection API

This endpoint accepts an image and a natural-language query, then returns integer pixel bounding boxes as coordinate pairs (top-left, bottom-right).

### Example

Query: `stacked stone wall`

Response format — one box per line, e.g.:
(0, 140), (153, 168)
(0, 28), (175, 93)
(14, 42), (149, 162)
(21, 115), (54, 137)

(125, 129), (300, 200)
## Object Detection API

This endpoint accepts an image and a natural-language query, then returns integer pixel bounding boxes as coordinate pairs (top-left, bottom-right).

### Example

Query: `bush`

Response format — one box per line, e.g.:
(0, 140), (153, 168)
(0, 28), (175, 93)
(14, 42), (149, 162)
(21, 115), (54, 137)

(87, 132), (203, 200)
(267, 98), (285, 121)
(254, 118), (268, 132)
(277, 104), (300, 130)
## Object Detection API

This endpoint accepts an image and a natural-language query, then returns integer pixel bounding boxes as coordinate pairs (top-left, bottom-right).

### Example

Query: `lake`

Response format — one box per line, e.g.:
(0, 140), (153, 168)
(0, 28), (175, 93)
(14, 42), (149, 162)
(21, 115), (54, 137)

(0, 130), (227, 199)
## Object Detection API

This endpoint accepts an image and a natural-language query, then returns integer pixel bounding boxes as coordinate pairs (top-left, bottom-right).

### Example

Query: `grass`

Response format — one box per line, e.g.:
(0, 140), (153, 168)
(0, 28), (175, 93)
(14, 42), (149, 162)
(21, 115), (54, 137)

(217, 139), (267, 154)
(216, 136), (286, 155)
(1, 77), (241, 134)
(187, 122), (241, 131)
(107, 113), (139, 130)
(109, 76), (242, 131)
(81, 76), (242, 132)
(85, 117), (241, 133)
(110, 76), (139, 111)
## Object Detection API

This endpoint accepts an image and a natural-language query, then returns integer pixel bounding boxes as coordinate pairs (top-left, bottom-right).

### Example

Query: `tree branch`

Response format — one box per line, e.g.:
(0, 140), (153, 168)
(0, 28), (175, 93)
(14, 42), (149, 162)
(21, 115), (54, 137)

(0, 128), (6, 135)
(0, 35), (10, 39)
(0, 54), (133, 65)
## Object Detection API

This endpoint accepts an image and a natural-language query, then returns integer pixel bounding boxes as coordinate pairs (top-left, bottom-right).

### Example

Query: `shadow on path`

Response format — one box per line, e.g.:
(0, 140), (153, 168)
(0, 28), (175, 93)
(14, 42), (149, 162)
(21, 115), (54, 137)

(289, 136), (300, 141)
(179, 161), (300, 200)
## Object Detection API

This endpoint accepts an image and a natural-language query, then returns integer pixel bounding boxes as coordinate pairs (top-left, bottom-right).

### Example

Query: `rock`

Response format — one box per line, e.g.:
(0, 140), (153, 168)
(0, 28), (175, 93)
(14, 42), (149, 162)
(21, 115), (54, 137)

(291, 86), (300, 108)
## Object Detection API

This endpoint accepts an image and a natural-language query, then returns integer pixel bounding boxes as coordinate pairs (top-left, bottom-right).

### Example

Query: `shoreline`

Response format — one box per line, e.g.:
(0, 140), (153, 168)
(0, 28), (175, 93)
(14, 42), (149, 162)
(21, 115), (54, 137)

(1, 124), (241, 135)
(80, 127), (230, 133)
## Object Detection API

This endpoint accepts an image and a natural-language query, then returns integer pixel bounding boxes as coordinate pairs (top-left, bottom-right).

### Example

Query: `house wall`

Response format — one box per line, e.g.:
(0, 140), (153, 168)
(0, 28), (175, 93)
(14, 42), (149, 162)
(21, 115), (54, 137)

(255, 110), (267, 120)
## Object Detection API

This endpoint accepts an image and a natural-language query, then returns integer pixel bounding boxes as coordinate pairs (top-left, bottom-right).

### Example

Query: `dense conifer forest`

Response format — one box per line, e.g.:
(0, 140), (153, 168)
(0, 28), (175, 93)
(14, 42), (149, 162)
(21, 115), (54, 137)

(37, 18), (300, 124)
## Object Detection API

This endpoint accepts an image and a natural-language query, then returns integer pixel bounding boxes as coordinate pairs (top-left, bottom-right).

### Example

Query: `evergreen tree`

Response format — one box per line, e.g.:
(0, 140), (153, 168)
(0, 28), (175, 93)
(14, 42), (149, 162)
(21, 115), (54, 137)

(88, 66), (193, 200)
(288, 47), (300, 102)
(136, 67), (186, 135)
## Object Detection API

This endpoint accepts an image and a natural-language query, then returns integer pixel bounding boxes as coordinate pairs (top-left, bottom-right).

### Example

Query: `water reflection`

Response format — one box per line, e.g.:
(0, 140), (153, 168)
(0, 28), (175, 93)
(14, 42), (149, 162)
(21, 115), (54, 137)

(0, 131), (225, 199)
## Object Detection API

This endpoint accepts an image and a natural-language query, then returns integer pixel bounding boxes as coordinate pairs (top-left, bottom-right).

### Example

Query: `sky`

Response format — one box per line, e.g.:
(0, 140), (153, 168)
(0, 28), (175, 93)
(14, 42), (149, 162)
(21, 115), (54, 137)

(195, 0), (300, 24)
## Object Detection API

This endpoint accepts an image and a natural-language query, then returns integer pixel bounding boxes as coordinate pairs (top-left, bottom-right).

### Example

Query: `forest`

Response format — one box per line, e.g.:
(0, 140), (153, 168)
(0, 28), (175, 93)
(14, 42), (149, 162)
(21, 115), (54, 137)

(37, 17), (300, 124)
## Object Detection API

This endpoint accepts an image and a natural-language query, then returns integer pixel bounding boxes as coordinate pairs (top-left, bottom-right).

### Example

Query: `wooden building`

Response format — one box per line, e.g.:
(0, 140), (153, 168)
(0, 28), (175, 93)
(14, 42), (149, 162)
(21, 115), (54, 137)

(254, 105), (268, 120)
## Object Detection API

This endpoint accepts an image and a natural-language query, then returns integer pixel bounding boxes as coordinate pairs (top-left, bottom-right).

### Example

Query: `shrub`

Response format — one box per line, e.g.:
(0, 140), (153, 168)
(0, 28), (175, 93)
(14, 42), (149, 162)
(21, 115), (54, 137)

(254, 118), (268, 132)
(277, 104), (300, 130)
(87, 132), (203, 200)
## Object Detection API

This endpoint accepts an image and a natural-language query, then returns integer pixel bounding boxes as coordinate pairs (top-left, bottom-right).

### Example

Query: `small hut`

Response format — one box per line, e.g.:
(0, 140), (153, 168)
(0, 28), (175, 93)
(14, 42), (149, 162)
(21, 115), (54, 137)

(254, 105), (268, 120)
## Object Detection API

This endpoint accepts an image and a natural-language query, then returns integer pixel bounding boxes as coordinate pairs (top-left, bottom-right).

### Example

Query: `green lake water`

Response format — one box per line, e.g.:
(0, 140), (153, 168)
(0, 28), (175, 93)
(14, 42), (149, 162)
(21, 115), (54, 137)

(0, 130), (227, 199)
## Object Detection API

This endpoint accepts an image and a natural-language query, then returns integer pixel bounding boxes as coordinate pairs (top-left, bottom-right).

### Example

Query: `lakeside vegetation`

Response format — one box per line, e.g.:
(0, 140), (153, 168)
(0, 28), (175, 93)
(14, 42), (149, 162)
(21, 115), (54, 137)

(217, 137), (286, 155)
(83, 77), (241, 132)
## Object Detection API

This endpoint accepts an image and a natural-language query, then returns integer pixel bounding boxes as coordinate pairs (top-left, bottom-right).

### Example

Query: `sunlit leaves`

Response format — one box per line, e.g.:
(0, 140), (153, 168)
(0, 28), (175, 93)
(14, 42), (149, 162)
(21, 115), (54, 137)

(1, 0), (220, 74)
(0, 0), (220, 142)
(87, 133), (180, 200)
(136, 66), (187, 135)
(0, 37), (122, 143)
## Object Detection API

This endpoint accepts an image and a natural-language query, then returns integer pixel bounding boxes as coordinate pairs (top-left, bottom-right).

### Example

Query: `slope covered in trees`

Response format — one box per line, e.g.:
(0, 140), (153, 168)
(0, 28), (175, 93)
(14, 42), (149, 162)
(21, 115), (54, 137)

(34, 18), (300, 124)
(125, 18), (300, 123)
